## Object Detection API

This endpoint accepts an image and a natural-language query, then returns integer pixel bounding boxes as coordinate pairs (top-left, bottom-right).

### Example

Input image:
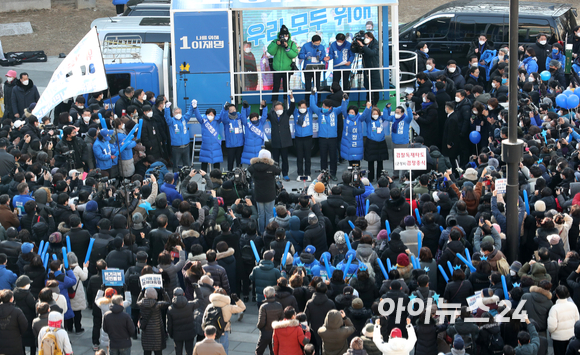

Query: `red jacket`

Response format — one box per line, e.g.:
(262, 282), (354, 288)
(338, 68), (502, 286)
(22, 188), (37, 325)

(272, 319), (310, 355)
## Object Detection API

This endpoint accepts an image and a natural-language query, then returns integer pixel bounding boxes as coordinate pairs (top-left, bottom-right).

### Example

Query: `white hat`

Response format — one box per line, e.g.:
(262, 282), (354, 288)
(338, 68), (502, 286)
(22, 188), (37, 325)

(258, 149), (271, 160)
(14, 120), (25, 129)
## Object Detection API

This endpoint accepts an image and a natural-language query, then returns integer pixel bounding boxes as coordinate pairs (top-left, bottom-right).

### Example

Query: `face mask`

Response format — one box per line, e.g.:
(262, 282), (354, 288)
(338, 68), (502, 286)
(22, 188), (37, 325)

(299, 108), (307, 114)
(473, 110), (478, 115)
(121, 124), (125, 130)
(501, 78), (507, 84)
(372, 114), (379, 119)
(151, 97), (156, 103)
(539, 40), (547, 45)
(6, 77), (14, 83)
(577, 32), (580, 37)
(528, 76), (535, 82)
(423, 48), (429, 54)
(426, 64), (433, 71)
(448, 67), (456, 73)
(552, 49), (559, 55)
(244, 48), (251, 53)
(498, 55), (504, 60)
(69, 117), (73, 122)
(337, 41), (344, 46)
(348, 114), (356, 119)
(509, 270), (516, 277)
(21, 80), (29, 85)
(207, 115), (215, 121)
(275, 109), (283, 116)
(558, 111), (563, 116)
(22, 284), (30, 290)
(364, 38), (371, 44)
(519, 121), (524, 127)
(322, 107), (330, 113)
(366, 27), (373, 31)
(251, 119), (259, 125)
(77, 105), (84, 109)
(175, 114), (182, 120)
(394, 114), (402, 119)
(422, 97), (427, 103)
(491, 82), (497, 88)
(455, 97), (461, 103)
(83, 116), (90, 123)
(229, 112), (237, 119)
(471, 62), (478, 67)
(146, 111), (153, 118)
(284, 36), (289, 41)
(479, 40), (486, 45)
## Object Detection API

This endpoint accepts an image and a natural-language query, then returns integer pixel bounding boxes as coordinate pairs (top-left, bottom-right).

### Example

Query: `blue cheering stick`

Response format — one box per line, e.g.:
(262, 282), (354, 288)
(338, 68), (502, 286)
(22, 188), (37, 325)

(250, 240), (260, 264)
(523, 190), (531, 215)
(52, 254), (57, 261)
(417, 231), (422, 252)
(348, 220), (355, 230)
(366, 200), (370, 215)
(84, 238), (95, 264)
(62, 247), (68, 269)
(386, 258), (392, 271)
(378, 259), (388, 280)
(415, 208), (422, 225)
(322, 253), (333, 279)
(385, 220), (391, 237)
(437, 205), (441, 214)
(438, 264), (449, 283)
(280, 241), (291, 271)
(465, 248), (472, 264)
(439, 226), (444, 232)
(98, 113), (107, 130)
(273, 206), (277, 217)
(343, 254), (354, 280)
(38, 240), (45, 259)
(541, 130), (548, 144)
(501, 275), (510, 300)
(344, 233), (352, 251)
(447, 260), (454, 275)
(456, 253), (476, 272)
(43, 254), (49, 270)
(66, 236), (72, 255)
(411, 255), (418, 269)
(136, 119), (144, 140)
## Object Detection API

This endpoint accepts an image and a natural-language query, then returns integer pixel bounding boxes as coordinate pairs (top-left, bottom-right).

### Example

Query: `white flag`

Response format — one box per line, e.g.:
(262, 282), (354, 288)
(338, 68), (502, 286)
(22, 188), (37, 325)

(32, 27), (108, 119)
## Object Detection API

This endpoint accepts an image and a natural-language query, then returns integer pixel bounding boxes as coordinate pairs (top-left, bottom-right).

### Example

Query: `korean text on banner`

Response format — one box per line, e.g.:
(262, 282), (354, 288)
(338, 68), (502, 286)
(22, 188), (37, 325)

(495, 179), (507, 194)
(32, 27), (108, 119)
(393, 148), (427, 171)
(140, 274), (163, 289)
(102, 269), (125, 287)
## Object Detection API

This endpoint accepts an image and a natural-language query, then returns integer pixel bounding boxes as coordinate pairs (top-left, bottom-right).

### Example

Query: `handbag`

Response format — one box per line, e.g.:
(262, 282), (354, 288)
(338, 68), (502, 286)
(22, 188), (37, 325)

(68, 278), (81, 299)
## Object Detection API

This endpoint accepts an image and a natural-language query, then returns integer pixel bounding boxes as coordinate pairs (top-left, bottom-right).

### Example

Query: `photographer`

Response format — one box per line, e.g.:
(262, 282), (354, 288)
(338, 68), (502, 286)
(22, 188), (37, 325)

(355, 32), (381, 106)
(339, 170), (366, 208)
(180, 169), (212, 205)
(54, 126), (88, 172)
(267, 25), (298, 103)
(131, 174), (158, 219)
(306, 174), (328, 203)
(160, 172), (183, 203)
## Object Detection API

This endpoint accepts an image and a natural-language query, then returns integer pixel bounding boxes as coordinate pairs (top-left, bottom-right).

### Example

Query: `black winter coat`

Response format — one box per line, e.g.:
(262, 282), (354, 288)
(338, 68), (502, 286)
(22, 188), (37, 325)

(23, 264), (46, 298)
(137, 289), (170, 352)
(414, 320), (444, 355)
(248, 157), (281, 203)
(381, 290), (409, 338)
(3, 81), (16, 118)
(13, 288), (36, 347)
(0, 303), (28, 355)
(257, 297), (284, 332)
(268, 102), (295, 148)
(362, 39), (381, 89)
(11, 80), (40, 117)
(83, 210), (101, 236)
(443, 280), (473, 307)
(416, 102), (439, 148)
(141, 114), (164, 158)
(114, 90), (132, 118)
(321, 195), (348, 229)
(103, 304), (135, 349)
(65, 227), (91, 264)
(292, 286), (310, 312)
(105, 248), (135, 272)
(52, 204), (78, 228)
(380, 196), (410, 230)
(442, 111), (460, 158)
(216, 249), (236, 294)
(167, 293), (196, 341)
(274, 285), (298, 310)
(148, 228), (172, 265)
(455, 98), (472, 136)
(303, 205), (327, 259)
(304, 292), (335, 347)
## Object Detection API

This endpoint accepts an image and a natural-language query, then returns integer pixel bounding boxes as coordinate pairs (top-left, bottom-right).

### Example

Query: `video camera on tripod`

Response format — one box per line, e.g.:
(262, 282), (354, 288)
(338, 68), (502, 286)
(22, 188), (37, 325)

(223, 167), (251, 189)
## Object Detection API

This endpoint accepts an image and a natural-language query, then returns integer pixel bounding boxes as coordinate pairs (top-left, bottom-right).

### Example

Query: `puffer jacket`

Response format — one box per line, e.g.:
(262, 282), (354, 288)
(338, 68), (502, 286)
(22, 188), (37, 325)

(274, 285), (298, 310)
(202, 261), (230, 295)
(216, 248), (236, 295)
(304, 292), (335, 349)
(548, 298), (580, 341)
(248, 157), (281, 203)
(518, 262), (551, 285)
(318, 310), (356, 355)
(242, 107), (268, 164)
(13, 287), (35, 348)
(345, 306), (372, 338)
(257, 296), (284, 332)
(92, 138), (118, 170)
(137, 289), (170, 351)
(565, 321), (580, 355)
(53, 269), (77, 320)
(349, 277), (378, 309)
(266, 29), (298, 71)
(250, 260), (282, 303)
(381, 196), (411, 230)
(203, 293), (246, 332)
(0, 303), (28, 355)
(167, 291), (196, 341)
(273, 318), (311, 355)
(192, 107), (223, 164)
(340, 107), (369, 161)
(365, 211), (381, 238)
(191, 283), (213, 336)
(69, 264), (88, 311)
(372, 323), (416, 355)
(521, 285), (553, 331)
(96, 289), (132, 346)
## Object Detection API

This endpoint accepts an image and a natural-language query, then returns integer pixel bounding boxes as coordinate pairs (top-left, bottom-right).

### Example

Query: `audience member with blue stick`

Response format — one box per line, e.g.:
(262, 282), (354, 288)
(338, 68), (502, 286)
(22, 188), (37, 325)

(322, 253), (332, 279)
(456, 253), (476, 272)
(280, 241), (291, 271)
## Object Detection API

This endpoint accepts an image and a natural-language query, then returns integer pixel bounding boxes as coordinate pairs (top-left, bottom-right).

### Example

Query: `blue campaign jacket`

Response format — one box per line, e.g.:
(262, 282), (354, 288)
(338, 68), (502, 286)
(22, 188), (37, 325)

(160, 173), (183, 203)
(364, 111), (388, 142)
(193, 107), (223, 164)
(298, 42), (327, 69)
(545, 51), (566, 71)
(310, 95), (346, 138)
(165, 106), (192, 147)
(93, 138), (119, 170)
(522, 56), (539, 74)
(53, 269), (77, 320)
(116, 130), (136, 161)
(293, 106), (314, 138)
(384, 106), (413, 145)
(13, 194), (34, 215)
(330, 41), (355, 70)
(340, 104), (370, 161)
(241, 106), (268, 165)
(220, 109), (245, 148)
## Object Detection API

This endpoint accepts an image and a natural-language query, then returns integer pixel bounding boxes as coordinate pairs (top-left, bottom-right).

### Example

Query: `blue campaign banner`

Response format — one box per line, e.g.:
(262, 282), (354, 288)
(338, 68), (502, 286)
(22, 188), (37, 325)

(231, 0), (397, 10)
(174, 11), (230, 74)
(102, 269), (125, 287)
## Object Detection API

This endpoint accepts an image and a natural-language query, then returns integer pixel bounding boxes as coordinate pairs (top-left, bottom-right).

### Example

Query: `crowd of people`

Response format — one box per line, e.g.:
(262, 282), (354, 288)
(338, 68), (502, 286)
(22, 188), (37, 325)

(2, 25), (580, 355)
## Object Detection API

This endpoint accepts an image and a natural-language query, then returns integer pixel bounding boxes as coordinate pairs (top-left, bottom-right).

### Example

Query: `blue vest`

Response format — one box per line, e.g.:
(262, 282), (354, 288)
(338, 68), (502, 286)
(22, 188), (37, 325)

(293, 107), (314, 137)
(310, 97), (347, 138)
(165, 106), (191, 147)
(365, 114), (387, 142)
(384, 107), (413, 145)
(193, 107), (223, 164)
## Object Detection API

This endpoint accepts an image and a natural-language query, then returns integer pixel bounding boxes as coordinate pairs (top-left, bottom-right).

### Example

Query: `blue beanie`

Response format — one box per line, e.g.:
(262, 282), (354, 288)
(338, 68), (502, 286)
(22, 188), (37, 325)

(86, 200), (98, 212)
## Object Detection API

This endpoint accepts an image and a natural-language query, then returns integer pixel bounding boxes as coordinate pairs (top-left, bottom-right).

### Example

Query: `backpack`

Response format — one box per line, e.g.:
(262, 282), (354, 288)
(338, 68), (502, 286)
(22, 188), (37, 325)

(488, 330), (504, 354)
(241, 236), (256, 265)
(359, 254), (375, 278)
(39, 328), (63, 355)
(496, 257), (510, 276)
(203, 306), (226, 339)
(127, 267), (142, 298)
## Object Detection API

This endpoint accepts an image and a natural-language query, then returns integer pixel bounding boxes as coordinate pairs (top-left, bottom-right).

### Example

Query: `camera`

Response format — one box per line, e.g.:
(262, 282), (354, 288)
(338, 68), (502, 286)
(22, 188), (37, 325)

(315, 169), (331, 186)
(149, 166), (163, 180)
(179, 166), (193, 181)
(427, 170), (446, 191)
(351, 30), (366, 54)
(62, 150), (74, 157)
(278, 35), (287, 46)
(347, 165), (364, 185)
(224, 167), (250, 188)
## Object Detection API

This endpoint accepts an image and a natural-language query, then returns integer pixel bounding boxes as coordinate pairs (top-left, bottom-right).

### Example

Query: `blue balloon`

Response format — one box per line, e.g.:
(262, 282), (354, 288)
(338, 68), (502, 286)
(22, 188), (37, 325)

(540, 70), (551, 81)
(564, 89), (575, 97)
(469, 131), (481, 144)
(568, 94), (580, 110)
(556, 94), (568, 109)
(575, 87), (580, 99)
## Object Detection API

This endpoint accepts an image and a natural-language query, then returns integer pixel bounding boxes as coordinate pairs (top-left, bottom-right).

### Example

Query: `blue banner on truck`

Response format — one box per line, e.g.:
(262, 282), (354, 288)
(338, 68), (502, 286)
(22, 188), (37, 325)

(173, 11), (230, 74)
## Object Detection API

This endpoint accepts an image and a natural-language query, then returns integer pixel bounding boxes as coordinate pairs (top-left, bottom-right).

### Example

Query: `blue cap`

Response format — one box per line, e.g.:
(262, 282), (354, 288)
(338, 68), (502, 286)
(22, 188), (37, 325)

(304, 245), (316, 254)
(21, 242), (33, 254)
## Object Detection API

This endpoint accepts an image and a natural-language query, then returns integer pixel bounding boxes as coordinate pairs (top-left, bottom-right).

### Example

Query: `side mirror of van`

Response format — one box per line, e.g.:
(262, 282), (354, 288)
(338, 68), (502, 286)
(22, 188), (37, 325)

(410, 30), (417, 41)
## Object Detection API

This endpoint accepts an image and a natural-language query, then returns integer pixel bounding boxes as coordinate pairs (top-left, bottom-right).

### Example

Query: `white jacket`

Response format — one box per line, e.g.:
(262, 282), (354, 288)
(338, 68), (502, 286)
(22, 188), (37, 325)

(555, 214), (573, 253)
(69, 264), (88, 311)
(548, 298), (580, 341)
(373, 324), (416, 355)
(52, 293), (67, 315)
(37, 327), (73, 354)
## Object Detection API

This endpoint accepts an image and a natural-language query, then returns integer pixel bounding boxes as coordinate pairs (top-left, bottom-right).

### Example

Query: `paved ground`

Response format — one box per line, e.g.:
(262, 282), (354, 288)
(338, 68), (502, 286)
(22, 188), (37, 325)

(69, 304), (260, 355)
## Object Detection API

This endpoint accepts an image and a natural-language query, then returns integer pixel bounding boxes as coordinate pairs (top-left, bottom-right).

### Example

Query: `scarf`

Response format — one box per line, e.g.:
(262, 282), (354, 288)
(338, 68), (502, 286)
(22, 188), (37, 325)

(391, 114), (406, 134)
(469, 74), (479, 81)
(421, 101), (434, 110)
(295, 111), (307, 127)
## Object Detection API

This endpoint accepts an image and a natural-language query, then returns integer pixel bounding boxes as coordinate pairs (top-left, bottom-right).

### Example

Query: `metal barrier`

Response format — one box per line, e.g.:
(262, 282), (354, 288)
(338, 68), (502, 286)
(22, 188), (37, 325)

(397, 49), (418, 85)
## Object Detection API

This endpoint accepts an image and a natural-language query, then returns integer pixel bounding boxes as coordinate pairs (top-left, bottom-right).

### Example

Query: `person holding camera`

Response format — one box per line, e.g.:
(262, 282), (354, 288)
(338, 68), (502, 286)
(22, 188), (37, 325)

(339, 170), (366, 208)
(356, 32), (381, 106)
(248, 149), (281, 234)
(299, 35), (330, 104)
(267, 25), (298, 104)
(55, 126), (88, 172)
